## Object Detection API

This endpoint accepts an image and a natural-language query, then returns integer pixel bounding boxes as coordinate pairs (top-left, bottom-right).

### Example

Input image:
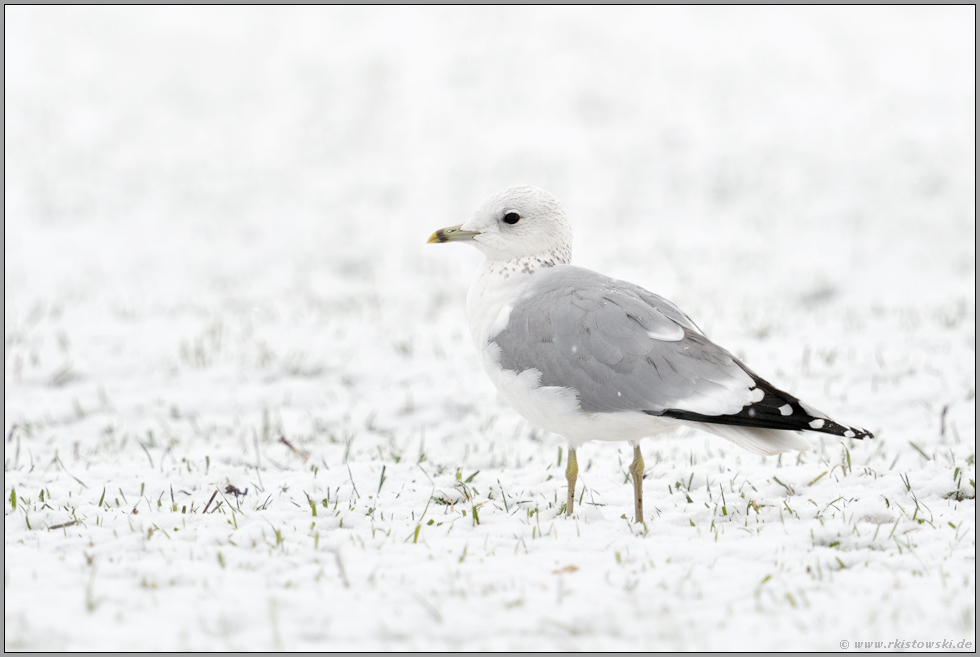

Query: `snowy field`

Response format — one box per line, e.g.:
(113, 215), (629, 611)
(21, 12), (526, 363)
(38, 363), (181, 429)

(4, 7), (976, 651)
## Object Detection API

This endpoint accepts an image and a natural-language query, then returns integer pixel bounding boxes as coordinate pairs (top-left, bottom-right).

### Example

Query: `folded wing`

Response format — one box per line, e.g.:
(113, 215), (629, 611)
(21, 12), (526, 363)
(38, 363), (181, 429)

(491, 266), (872, 441)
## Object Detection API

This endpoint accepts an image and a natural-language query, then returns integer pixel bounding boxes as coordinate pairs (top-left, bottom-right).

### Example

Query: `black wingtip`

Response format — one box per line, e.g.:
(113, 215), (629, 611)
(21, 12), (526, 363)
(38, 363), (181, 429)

(651, 371), (874, 441)
(806, 416), (874, 440)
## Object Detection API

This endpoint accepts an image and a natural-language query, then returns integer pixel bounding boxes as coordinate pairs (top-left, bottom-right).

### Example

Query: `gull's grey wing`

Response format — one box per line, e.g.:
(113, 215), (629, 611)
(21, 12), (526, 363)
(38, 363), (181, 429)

(491, 266), (872, 439)
(492, 266), (752, 416)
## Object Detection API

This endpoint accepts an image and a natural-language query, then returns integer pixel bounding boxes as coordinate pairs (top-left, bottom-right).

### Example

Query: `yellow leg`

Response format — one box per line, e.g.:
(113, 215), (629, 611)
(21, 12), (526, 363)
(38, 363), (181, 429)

(630, 445), (644, 524)
(565, 448), (578, 517)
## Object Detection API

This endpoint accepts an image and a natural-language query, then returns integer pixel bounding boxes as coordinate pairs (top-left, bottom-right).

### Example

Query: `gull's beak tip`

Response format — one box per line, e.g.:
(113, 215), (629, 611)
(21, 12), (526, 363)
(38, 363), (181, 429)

(427, 224), (479, 245)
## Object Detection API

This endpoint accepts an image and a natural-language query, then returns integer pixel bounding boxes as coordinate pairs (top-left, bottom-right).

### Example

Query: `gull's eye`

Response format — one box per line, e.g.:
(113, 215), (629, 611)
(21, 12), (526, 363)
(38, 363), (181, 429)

(503, 212), (521, 225)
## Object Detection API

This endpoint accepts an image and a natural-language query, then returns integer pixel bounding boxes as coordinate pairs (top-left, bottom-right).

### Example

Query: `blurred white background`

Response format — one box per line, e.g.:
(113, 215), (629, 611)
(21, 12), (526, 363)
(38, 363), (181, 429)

(6, 7), (974, 306)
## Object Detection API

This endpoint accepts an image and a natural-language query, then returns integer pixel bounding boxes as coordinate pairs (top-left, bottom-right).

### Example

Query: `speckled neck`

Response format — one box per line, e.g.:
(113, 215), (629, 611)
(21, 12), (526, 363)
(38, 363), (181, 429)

(467, 247), (570, 347)
(485, 246), (570, 280)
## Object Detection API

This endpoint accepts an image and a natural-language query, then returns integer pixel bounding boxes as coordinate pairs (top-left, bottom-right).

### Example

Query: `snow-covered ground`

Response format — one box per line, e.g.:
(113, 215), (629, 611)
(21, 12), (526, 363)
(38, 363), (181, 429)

(4, 7), (975, 651)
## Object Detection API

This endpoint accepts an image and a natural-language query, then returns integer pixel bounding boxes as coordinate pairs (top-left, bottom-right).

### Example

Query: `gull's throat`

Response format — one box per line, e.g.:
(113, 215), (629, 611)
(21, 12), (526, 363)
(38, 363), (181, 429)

(484, 248), (571, 280)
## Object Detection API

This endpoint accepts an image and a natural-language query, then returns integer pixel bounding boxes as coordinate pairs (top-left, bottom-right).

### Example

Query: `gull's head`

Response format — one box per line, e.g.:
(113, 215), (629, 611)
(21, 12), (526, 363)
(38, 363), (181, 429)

(428, 186), (572, 264)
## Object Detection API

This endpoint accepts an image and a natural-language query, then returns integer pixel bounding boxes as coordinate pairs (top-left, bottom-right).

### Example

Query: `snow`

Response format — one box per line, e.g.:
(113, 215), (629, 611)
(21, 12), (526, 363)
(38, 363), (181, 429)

(5, 6), (976, 651)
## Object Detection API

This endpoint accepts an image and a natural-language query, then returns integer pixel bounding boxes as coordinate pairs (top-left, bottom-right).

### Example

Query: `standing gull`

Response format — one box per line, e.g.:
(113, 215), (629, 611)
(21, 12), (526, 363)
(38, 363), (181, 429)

(428, 186), (873, 523)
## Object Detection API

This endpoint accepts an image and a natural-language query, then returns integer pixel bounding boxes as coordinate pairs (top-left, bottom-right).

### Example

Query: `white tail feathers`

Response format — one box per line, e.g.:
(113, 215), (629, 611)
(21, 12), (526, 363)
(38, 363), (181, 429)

(695, 422), (813, 456)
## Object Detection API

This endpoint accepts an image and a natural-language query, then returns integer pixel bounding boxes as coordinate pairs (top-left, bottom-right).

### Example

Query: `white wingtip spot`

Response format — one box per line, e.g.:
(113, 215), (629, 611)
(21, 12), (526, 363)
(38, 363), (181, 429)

(809, 419), (826, 430)
(844, 430), (855, 438)
(779, 404), (793, 416)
